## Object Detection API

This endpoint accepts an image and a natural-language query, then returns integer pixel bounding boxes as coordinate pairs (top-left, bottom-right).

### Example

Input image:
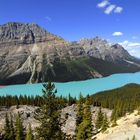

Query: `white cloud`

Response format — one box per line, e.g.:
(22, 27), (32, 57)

(120, 40), (140, 48)
(97, 0), (123, 15)
(45, 16), (52, 22)
(114, 7), (123, 13)
(104, 5), (116, 14)
(112, 32), (123, 36)
(97, 0), (109, 8)
(119, 40), (140, 58)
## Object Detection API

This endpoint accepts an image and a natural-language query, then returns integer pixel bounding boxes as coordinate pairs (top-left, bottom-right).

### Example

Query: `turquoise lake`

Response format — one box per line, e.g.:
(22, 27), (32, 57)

(0, 72), (140, 98)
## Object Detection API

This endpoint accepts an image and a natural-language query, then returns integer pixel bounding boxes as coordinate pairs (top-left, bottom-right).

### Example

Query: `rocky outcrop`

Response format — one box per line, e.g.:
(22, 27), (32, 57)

(79, 37), (132, 62)
(0, 22), (59, 45)
(0, 105), (39, 133)
(61, 104), (77, 139)
(0, 22), (140, 85)
(94, 110), (140, 140)
(0, 105), (112, 139)
(0, 106), (140, 140)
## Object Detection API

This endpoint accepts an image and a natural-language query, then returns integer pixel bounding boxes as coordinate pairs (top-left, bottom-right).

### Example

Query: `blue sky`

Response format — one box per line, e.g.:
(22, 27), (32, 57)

(0, 0), (140, 57)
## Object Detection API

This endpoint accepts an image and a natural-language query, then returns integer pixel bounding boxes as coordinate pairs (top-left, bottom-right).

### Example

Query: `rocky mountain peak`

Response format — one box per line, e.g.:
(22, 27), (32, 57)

(0, 22), (58, 45)
(79, 36), (108, 44)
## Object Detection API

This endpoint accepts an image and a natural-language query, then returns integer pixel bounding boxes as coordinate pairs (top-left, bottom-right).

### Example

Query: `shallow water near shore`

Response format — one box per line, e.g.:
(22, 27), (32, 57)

(0, 72), (140, 98)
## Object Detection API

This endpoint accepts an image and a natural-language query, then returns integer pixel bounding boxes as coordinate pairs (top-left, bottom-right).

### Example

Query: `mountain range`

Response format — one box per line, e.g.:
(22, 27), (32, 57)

(0, 22), (140, 85)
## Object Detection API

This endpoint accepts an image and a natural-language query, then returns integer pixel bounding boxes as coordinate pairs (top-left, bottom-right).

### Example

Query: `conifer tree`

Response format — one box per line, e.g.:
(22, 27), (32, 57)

(4, 113), (10, 140)
(76, 119), (92, 140)
(111, 108), (118, 127)
(15, 113), (24, 140)
(76, 98), (93, 140)
(79, 93), (85, 104)
(9, 113), (15, 140)
(102, 113), (109, 132)
(76, 93), (86, 126)
(35, 82), (64, 140)
(83, 99), (92, 120)
(26, 123), (33, 140)
(76, 97), (84, 126)
(95, 107), (104, 130)
(68, 94), (76, 105)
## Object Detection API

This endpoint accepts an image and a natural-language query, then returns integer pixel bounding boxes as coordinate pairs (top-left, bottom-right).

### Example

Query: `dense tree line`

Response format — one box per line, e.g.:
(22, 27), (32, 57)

(91, 84), (140, 122)
(0, 94), (76, 109)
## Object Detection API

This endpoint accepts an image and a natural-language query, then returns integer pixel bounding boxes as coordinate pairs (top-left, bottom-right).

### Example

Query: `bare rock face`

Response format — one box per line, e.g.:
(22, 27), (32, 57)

(0, 22), (52, 44)
(0, 105), (140, 140)
(0, 22), (71, 84)
(0, 105), (39, 133)
(0, 105), (112, 139)
(0, 22), (140, 85)
(79, 37), (132, 62)
(61, 104), (77, 139)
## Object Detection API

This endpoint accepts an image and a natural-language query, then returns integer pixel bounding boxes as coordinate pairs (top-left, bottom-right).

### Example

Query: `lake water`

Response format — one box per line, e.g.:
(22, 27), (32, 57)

(0, 72), (140, 98)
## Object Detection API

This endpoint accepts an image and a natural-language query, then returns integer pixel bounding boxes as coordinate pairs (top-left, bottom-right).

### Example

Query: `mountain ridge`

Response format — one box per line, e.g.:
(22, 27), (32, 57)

(0, 22), (140, 84)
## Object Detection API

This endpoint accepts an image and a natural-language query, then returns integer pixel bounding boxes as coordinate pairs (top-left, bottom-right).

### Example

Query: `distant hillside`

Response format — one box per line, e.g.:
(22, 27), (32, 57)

(91, 84), (140, 120)
(0, 22), (140, 84)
